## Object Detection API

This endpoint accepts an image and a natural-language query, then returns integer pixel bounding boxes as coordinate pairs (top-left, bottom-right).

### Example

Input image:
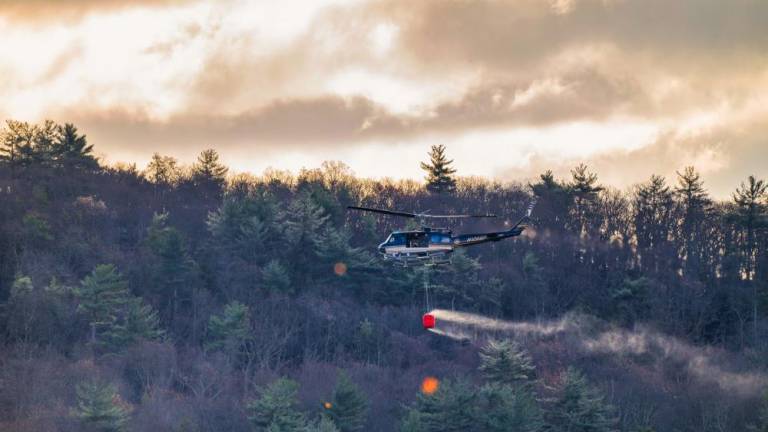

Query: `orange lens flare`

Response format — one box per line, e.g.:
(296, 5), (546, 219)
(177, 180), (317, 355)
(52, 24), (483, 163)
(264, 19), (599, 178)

(421, 376), (440, 395)
(323, 402), (333, 409)
(333, 262), (348, 276)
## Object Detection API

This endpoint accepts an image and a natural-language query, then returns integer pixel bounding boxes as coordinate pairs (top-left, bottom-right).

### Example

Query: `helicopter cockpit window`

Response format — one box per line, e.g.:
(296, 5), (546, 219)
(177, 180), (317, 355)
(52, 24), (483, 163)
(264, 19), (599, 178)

(406, 232), (428, 248)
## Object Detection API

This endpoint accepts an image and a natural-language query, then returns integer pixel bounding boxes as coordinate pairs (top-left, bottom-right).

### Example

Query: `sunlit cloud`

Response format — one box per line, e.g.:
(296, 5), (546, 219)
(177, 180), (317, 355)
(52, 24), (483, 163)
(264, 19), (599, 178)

(1, 0), (767, 196)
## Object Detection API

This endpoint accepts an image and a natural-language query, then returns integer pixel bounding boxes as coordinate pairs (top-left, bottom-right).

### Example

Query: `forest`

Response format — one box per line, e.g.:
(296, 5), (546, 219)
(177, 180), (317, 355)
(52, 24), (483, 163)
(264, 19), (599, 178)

(1, 119), (767, 431)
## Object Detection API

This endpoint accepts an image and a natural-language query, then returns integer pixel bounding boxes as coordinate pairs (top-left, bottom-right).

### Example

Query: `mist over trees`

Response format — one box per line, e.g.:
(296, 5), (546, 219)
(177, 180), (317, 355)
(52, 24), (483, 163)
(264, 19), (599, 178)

(1, 119), (768, 431)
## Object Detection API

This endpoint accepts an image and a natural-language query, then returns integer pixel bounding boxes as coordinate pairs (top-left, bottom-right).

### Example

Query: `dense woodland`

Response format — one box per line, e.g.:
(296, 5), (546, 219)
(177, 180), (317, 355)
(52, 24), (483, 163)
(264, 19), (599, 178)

(1, 119), (768, 431)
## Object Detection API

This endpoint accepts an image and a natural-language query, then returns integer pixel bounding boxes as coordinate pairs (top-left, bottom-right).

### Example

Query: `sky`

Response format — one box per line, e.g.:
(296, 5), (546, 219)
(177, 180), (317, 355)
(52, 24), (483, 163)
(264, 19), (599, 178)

(1, 0), (767, 197)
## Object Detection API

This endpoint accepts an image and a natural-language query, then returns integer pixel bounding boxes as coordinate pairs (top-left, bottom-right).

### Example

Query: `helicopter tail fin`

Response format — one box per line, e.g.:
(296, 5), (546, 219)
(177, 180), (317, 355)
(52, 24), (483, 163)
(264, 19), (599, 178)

(505, 198), (537, 235)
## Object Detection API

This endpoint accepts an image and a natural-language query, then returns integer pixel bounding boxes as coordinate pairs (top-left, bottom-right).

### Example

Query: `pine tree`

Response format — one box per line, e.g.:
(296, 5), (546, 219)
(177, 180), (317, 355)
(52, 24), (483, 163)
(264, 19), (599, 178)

(400, 379), (477, 432)
(247, 378), (306, 432)
(144, 212), (197, 328)
(75, 264), (132, 345)
(192, 148), (228, 199)
(0, 120), (28, 166)
(748, 391), (768, 432)
(30, 119), (60, 165)
(0, 120), (36, 168)
(205, 301), (251, 358)
(732, 175), (768, 280)
(192, 149), (228, 183)
(282, 192), (330, 279)
(531, 170), (573, 235)
(208, 195), (274, 262)
(317, 226), (376, 281)
(731, 176), (768, 345)
(570, 163), (603, 237)
(74, 264), (163, 352)
(73, 380), (130, 432)
(307, 417), (340, 432)
(420, 144), (457, 194)
(479, 339), (536, 385)
(674, 166), (711, 277)
(477, 383), (544, 432)
(549, 368), (617, 432)
(262, 260), (293, 294)
(54, 123), (97, 170)
(325, 372), (368, 432)
(633, 175), (675, 273)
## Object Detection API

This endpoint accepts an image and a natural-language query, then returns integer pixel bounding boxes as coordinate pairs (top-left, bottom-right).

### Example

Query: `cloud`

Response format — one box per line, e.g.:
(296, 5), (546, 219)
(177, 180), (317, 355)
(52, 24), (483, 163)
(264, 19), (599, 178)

(499, 108), (768, 197)
(1, 0), (767, 193)
(62, 96), (394, 155)
(61, 68), (648, 153)
(0, 0), (194, 23)
(384, 0), (768, 72)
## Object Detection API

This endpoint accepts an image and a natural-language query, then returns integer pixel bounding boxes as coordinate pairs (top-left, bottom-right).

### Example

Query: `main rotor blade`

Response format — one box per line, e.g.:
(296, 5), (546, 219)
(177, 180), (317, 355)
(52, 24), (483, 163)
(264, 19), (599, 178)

(418, 213), (497, 219)
(346, 206), (417, 218)
(347, 206), (496, 219)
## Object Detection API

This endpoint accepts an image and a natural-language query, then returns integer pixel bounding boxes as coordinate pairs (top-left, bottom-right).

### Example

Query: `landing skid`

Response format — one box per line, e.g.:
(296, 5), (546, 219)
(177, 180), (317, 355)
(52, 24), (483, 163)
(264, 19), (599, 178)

(384, 252), (452, 267)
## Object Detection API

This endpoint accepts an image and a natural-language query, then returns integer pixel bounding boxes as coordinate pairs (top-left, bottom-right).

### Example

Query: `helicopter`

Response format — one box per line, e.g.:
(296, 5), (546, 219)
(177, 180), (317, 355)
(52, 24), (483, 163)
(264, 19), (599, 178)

(347, 200), (536, 266)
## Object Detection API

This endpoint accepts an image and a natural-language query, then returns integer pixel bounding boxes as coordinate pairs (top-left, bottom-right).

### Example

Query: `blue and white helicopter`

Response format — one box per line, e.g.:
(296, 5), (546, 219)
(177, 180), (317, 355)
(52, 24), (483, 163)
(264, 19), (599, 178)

(347, 200), (536, 266)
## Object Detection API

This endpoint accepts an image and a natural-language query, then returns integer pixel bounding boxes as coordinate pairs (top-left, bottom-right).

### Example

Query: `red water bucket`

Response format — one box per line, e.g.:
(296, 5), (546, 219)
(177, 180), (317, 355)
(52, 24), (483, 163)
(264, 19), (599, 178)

(422, 313), (436, 329)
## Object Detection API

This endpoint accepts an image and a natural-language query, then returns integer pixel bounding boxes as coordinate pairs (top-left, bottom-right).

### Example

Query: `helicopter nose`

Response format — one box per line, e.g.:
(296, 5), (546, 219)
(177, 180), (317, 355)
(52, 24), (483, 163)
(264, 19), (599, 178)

(378, 245), (386, 254)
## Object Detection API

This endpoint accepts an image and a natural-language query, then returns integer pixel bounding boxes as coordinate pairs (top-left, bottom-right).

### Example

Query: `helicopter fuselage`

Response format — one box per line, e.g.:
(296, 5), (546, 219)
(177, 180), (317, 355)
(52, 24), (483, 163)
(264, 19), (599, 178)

(378, 225), (525, 265)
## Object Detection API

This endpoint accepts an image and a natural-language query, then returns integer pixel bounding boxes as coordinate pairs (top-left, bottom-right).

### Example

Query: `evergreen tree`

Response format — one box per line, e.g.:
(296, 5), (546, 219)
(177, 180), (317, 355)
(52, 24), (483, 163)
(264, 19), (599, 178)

(191, 148), (228, 199)
(114, 298), (164, 344)
(549, 368), (617, 432)
(54, 122), (97, 170)
(325, 372), (368, 432)
(731, 176), (768, 344)
(208, 194), (276, 262)
(476, 384), (544, 432)
(262, 260), (293, 294)
(400, 379), (477, 432)
(633, 175), (675, 273)
(531, 170), (573, 235)
(144, 212), (197, 329)
(420, 144), (457, 194)
(307, 417), (340, 432)
(192, 149), (228, 183)
(674, 166), (711, 277)
(247, 378), (306, 432)
(748, 391), (768, 432)
(0, 119), (34, 167)
(74, 264), (162, 352)
(282, 192), (330, 279)
(207, 192), (280, 298)
(73, 380), (130, 432)
(479, 339), (536, 385)
(205, 301), (250, 358)
(732, 175), (768, 280)
(569, 163), (603, 237)
(75, 264), (132, 345)
(317, 226), (377, 285)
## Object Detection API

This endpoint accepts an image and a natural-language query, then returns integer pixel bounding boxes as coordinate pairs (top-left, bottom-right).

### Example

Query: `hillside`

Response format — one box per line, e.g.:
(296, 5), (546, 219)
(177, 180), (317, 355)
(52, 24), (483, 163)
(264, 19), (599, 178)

(1, 121), (768, 431)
